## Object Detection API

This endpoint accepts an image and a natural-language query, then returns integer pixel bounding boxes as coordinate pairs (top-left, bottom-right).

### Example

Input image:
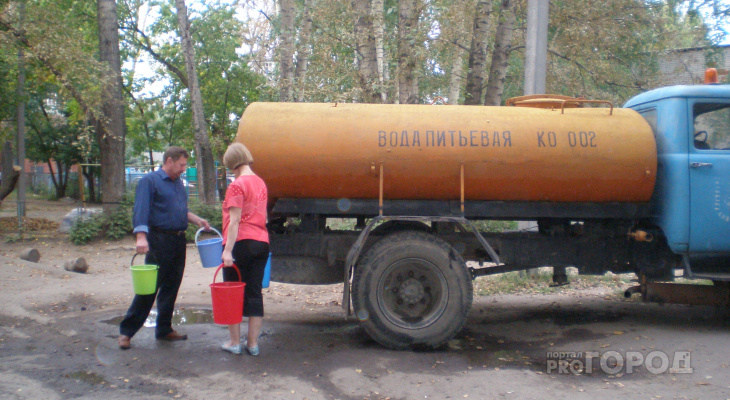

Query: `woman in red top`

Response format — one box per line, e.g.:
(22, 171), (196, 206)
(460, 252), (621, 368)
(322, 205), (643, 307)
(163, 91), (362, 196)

(220, 142), (270, 356)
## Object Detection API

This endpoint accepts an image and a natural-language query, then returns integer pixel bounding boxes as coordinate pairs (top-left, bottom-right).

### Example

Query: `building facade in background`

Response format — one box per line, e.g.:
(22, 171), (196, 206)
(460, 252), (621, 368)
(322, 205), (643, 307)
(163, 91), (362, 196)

(657, 44), (730, 85)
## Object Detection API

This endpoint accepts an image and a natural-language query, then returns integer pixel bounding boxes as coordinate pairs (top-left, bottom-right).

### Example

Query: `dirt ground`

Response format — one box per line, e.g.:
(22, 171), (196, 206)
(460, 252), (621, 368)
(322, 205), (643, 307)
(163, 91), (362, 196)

(1, 199), (730, 399)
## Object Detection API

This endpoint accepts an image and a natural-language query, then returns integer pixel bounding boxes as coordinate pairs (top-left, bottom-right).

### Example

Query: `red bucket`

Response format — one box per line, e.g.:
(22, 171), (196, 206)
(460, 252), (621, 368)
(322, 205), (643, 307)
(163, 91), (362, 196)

(210, 264), (245, 325)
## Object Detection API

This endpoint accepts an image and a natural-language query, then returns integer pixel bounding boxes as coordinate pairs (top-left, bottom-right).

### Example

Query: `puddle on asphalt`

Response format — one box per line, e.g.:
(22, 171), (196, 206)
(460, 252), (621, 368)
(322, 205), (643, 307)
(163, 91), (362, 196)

(103, 308), (214, 327)
(523, 309), (625, 326)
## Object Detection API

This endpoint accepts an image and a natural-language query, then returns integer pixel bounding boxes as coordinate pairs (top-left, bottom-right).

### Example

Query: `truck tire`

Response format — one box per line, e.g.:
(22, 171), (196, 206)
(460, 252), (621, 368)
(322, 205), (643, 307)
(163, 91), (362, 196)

(360, 220), (431, 258)
(352, 230), (473, 350)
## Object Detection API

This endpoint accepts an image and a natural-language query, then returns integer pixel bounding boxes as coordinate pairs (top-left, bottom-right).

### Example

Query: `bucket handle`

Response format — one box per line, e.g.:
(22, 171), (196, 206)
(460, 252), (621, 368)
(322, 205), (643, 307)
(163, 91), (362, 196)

(195, 227), (223, 245)
(131, 251), (159, 267)
(213, 263), (242, 283)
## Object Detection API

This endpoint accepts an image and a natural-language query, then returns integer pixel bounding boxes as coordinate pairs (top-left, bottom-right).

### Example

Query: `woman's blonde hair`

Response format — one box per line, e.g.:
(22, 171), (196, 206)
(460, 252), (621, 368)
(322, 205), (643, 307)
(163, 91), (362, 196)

(223, 142), (254, 170)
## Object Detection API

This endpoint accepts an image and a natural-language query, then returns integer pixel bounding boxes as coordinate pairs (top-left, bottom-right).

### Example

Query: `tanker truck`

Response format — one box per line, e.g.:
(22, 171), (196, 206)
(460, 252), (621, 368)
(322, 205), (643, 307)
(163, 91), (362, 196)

(235, 69), (730, 350)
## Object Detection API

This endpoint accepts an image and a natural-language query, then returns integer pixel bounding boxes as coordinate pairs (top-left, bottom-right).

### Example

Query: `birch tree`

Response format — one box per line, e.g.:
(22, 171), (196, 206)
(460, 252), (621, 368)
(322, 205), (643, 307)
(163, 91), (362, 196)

(278, 0), (296, 101)
(440, 0), (476, 104)
(294, 0), (315, 102)
(484, 0), (516, 105)
(397, 0), (422, 104)
(463, 0), (493, 105)
(175, 0), (216, 203)
(372, 0), (388, 102)
(353, 0), (379, 103)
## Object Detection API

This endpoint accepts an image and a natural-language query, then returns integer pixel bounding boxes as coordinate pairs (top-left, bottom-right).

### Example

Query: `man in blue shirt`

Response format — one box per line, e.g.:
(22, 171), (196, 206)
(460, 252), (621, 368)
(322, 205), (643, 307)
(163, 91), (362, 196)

(118, 146), (210, 349)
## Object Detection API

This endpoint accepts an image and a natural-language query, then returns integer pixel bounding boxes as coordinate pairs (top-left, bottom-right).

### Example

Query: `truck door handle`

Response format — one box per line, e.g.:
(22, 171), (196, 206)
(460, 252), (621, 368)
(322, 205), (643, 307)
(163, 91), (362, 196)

(690, 162), (713, 168)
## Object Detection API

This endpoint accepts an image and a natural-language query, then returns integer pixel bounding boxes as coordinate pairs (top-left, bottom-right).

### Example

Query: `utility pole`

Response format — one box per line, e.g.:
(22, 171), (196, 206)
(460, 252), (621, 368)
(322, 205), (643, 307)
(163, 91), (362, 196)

(16, 0), (26, 228)
(519, 0), (549, 234)
(520, 0), (551, 279)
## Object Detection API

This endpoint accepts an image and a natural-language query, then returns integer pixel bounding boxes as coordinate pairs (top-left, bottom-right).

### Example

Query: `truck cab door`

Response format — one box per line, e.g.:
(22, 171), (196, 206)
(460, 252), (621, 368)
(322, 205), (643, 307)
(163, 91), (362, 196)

(688, 100), (730, 253)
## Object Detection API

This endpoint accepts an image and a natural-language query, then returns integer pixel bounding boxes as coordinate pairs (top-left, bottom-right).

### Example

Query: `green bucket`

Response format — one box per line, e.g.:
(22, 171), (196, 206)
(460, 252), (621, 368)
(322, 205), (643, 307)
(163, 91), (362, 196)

(131, 254), (159, 295)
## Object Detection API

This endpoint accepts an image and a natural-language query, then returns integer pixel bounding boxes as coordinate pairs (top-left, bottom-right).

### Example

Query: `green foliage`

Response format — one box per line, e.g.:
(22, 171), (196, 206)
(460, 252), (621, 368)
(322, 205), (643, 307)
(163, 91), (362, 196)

(105, 193), (135, 240)
(68, 191), (223, 245)
(472, 220), (517, 233)
(0, 46), (14, 139)
(68, 213), (103, 245)
(185, 200), (223, 242)
(119, 1), (264, 165)
(69, 191), (135, 245)
(1, 0), (109, 120)
(326, 218), (357, 230)
(25, 93), (94, 199)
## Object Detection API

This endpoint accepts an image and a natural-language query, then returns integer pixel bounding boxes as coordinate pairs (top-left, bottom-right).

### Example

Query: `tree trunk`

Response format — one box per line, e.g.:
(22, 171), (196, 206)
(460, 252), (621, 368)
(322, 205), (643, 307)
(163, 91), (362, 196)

(96, 0), (126, 212)
(82, 164), (97, 203)
(175, 0), (216, 204)
(0, 166), (21, 207)
(294, 0), (315, 102)
(354, 0), (379, 103)
(372, 0), (388, 102)
(397, 0), (421, 104)
(484, 0), (516, 106)
(51, 161), (70, 199)
(2, 141), (13, 182)
(464, 0), (493, 105)
(46, 160), (60, 198)
(278, 0), (296, 102)
(448, 41), (466, 104)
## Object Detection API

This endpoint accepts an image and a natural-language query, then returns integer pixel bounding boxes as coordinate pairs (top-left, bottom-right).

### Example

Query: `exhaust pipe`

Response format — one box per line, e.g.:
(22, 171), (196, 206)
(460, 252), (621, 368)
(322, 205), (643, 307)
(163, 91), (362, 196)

(624, 286), (641, 298)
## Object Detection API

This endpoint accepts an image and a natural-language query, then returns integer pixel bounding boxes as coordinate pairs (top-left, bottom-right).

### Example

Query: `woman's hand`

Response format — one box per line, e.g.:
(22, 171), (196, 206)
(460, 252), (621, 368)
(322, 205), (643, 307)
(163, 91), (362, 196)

(222, 249), (234, 267)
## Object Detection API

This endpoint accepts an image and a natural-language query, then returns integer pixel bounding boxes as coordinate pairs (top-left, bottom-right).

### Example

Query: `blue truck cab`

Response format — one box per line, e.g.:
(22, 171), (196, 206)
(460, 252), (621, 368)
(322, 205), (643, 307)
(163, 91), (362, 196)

(625, 79), (730, 279)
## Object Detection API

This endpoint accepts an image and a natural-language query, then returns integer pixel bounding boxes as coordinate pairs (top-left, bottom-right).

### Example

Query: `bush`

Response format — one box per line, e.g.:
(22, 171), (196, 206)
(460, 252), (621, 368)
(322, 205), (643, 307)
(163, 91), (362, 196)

(185, 200), (223, 241)
(69, 191), (224, 245)
(105, 193), (134, 240)
(69, 214), (104, 245)
(69, 191), (134, 244)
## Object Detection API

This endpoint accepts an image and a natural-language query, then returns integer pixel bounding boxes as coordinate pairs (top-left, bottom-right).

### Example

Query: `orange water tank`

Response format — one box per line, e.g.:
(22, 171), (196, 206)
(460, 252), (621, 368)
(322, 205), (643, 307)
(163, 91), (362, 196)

(235, 102), (657, 205)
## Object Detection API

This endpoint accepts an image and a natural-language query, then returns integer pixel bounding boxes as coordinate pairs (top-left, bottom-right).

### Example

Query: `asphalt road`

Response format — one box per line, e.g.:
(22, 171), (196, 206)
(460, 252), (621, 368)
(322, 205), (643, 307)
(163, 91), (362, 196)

(1, 249), (729, 400)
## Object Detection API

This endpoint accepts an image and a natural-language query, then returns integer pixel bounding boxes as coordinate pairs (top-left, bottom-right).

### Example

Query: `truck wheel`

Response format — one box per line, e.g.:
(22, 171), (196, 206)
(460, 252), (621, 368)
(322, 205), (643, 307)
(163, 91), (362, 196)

(352, 231), (473, 350)
(361, 220), (431, 257)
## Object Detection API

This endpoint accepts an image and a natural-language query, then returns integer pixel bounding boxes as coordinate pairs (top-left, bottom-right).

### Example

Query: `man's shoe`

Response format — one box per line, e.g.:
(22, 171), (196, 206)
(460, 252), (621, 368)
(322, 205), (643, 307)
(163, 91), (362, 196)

(118, 335), (131, 350)
(157, 331), (188, 341)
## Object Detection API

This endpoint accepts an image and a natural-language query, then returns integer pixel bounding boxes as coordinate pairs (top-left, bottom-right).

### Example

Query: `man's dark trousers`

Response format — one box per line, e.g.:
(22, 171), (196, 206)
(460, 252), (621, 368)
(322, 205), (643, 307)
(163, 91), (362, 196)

(120, 231), (187, 338)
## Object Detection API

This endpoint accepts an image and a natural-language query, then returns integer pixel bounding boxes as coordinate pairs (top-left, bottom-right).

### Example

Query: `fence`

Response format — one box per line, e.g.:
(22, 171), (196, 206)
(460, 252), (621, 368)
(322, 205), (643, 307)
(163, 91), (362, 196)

(24, 169), (224, 203)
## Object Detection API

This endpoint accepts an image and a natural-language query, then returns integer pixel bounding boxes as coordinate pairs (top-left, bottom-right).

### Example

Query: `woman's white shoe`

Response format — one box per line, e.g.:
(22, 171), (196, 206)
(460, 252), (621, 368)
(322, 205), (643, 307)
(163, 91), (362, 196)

(221, 343), (242, 355)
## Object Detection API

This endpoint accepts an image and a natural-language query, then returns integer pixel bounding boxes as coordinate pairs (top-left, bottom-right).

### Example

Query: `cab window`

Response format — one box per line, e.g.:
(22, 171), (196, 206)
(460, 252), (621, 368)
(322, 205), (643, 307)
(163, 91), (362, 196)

(693, 103), (730, 150)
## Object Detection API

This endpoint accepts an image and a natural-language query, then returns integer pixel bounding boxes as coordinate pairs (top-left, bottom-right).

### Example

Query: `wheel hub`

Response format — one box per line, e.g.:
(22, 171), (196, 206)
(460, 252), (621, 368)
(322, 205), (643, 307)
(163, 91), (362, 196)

(378, 258), (447, 328)
(398, 278), (425, 304)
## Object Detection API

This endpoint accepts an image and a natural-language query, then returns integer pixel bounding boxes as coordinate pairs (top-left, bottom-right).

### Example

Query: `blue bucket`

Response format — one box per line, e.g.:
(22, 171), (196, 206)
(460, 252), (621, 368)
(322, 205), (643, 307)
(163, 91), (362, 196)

(263, 253), (272, 288)
(195, 227), (223, 268)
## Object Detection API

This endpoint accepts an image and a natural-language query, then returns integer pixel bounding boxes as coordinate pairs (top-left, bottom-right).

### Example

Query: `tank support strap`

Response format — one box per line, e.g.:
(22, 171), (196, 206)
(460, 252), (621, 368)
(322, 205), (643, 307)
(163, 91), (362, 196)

(379, 163), (384, 216)
(460, 163), (465, 214)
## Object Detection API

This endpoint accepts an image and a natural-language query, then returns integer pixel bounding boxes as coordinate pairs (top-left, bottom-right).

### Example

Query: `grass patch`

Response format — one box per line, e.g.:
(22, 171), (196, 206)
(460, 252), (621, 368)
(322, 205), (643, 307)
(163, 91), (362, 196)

(474, 267), (719, 298)
(326, 218), (358, 230)
(474, 267), (634, 296)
